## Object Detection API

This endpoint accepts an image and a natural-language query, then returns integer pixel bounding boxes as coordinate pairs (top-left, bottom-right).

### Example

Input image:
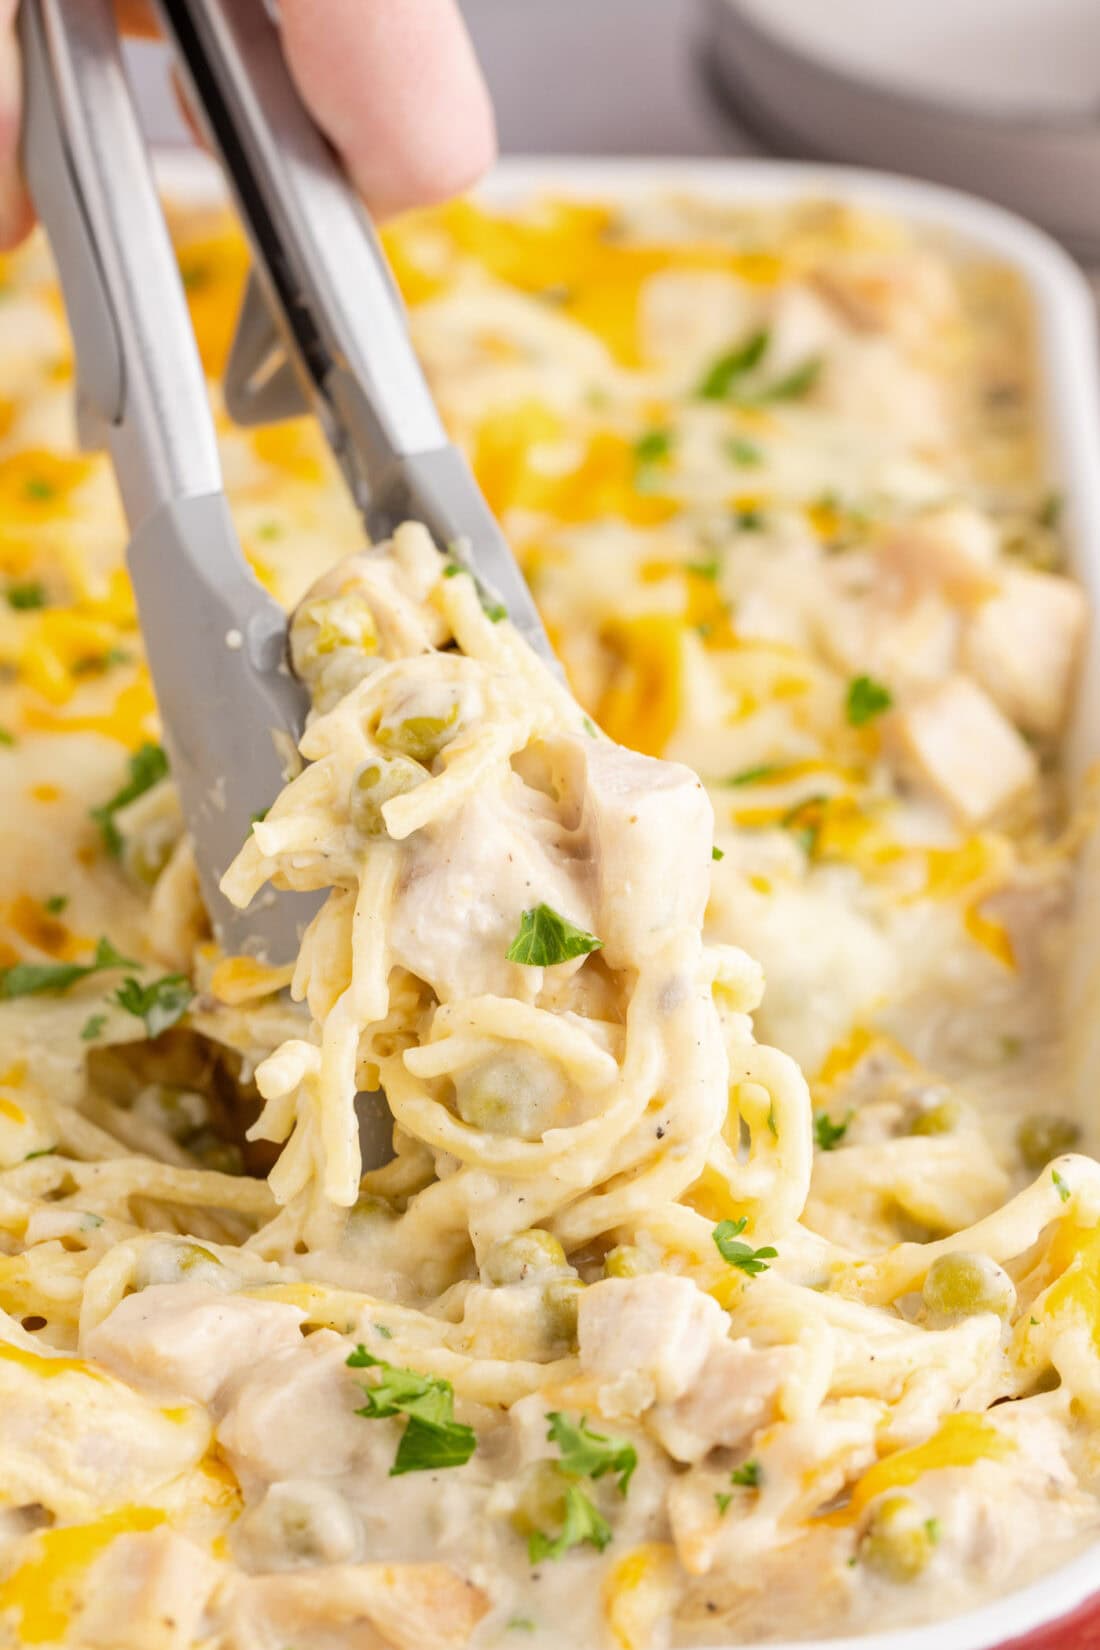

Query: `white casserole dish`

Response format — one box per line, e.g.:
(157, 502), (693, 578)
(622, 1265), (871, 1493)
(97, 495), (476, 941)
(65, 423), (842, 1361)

(155, 149), (1100, 1650)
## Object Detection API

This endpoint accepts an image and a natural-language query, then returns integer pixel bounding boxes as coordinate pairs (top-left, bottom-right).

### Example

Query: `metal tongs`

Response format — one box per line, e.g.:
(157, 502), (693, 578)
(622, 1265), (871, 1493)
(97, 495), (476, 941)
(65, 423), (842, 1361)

(20, 0), (552, 965)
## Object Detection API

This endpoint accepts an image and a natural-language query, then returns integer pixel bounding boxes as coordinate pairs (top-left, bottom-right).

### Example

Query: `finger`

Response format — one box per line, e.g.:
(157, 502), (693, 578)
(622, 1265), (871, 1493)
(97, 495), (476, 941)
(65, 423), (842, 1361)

(278, 0), (496, 219)
(115, 0), (159, 39)
(0, 0), (34, 251)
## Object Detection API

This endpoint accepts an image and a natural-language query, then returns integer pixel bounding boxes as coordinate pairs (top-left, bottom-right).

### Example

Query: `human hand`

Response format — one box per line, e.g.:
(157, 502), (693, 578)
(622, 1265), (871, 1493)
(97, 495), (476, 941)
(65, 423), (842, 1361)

(0, 0), (496, 247)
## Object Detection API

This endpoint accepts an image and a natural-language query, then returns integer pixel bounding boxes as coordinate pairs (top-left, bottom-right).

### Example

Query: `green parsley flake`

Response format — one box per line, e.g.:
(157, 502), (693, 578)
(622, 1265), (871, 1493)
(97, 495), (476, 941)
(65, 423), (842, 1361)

(714, 1491), (733, 1515)
(43, 895), (68, 915)
(347, 1346), (476, 1476)
(112, 973), (193, 1039)
(528, 1484), (611, 1564)
(846, 675), (893, 727)
(582, 716), (598, 738)
(781, 795), (828, 856)
(0, 937), (136, 1000)
(696, 329), (770, 400)
(90, 743), (169, 857)
(23, 477), (56, 501)
(0, 728), (14, 748)
(724, 763), (780, 788)
(545, 1412), (636, 1496)
(726, 435), (763, 468)
(6, 580), (47, 611)
(1037, 491), (1062, 530)
(734, 508), (765, 532)
(813, 1110), (853, 1152)
(686, 557), (720, 580)
(1053, 1168), (1072, 1204)
(80, 1013), (107, 1042)
(712, 845), (725, 862)
(507, 1620), (537, 1634)
(506, 904), (603, 968)
(712, 1217), (777, 1278)
(730, 1459), (761, 1488)
(756, 357), (822, 402)
(633, 427), (673, 466)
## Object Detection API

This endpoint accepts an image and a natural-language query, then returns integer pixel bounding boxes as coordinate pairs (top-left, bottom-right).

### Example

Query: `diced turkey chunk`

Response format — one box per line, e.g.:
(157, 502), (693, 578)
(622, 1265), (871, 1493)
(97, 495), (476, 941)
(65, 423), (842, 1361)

(217, 1331), (368, 1485)
(579, 743), (713, 961)
(879, 505), (999, 602)
(885, 676), (1038, 826)
(963, 568), (1086, 736)
(74, 1529), (221, 1650)
(83, 1282), (306, 1405)
(650, 1337), (791, 1464)
(578, 1276), (727, 1406)
(218, 1562), (488, 1650)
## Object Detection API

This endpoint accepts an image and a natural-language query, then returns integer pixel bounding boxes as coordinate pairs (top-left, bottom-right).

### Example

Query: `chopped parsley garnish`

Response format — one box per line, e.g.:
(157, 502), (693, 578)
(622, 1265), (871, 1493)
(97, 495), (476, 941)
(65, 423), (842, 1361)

(1053, 1168), (1071, 1204)
(80, 1013), (107, 1042)
(506, 904), (603, 968)
(781, 794), (828, 856)
(696, 329), (821, 405)
(483, 599), (508, 623)
(507, 1620), (537, 1634)
(23, 476), (56, 501)
(714, 1491), (733, 1515)
(0, 936), (135, 1000)
(633, 427), (673, 466)
(43, 894), (68, 915)
(712, 1217), (777, 1277)
(528, 1484), (611, 1564)
(6, 580), (47, 610)
(712, 845), (725, 861)
(686, 557), (720, 580)
(249, 807), (269, 828)
(813, 1110), (852, 1152)
(726, 435), (763, 468)
(90, 743), (169, 857)
(846, 674), (893, 727)
(0, 728), (14, 748)
(756, 357), (822, 402)
(545, 1412), (636, 1496)
(347, 1346), (476, 1476)
(373, 1322), (393, 1339)
(730, 1459), (761, 1488)
(725, 763), (780, 788)
(696, 329), (770, 400)
(734, 508), (765, 532)
(582, 716), (598, 738)
(1037, 491), (1062, 530)
(112, 973), (193, 1038)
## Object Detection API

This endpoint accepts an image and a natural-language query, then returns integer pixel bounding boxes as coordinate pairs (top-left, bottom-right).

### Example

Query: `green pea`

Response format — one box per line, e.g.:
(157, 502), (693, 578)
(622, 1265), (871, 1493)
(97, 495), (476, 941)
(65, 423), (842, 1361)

(485, 1229), (568, 1286)
(604, 1245), (649, 1278)
(349, 756), (427, 835)
(543, 1277), (584, 1348)
(295, 594), (378, 661)
(454, 1057), (564, 1140)
(375, 703), (459, 764)
(860, 1494), (939, 1582)
(921, 1252), (1016, 1326)
(186, 1128), (243, 1177)
(1016, 1114), (1080, 1171)
(910, 1098), (962, 1137)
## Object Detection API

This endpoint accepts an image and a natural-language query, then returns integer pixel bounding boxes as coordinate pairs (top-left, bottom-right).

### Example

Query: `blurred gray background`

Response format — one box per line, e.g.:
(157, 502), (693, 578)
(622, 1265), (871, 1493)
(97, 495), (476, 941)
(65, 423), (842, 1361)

(128, 0), (755, 157)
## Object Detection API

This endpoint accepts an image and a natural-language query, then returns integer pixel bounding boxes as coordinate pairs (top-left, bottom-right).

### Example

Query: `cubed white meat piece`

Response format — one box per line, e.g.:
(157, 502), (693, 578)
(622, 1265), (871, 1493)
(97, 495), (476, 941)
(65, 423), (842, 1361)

(578, 742), (712, 962)
(217, 1562), (488, 1650)
(578, 1276), (727, 1406)
(963, 568), (1086, 736)
(83, 1282), (306, 1406)
(879, 506), (999, 602)
(885, 676), (1038, 825)
(649, 1337), (790, 1464)
(216, 1330), (370, 1485)
(74, 1529), (221, 1650)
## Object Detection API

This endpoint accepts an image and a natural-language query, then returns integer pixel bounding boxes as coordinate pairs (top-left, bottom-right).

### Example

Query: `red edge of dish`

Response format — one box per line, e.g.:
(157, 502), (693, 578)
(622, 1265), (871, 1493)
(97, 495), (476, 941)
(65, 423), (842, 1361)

(1001, 1590), (1100, 1648)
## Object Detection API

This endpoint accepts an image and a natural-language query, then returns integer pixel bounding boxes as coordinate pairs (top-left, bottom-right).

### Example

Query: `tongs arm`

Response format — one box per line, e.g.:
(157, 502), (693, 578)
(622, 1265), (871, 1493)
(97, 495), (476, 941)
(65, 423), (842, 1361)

(154, 0), (554, 664)
(20, 0), (314, 961)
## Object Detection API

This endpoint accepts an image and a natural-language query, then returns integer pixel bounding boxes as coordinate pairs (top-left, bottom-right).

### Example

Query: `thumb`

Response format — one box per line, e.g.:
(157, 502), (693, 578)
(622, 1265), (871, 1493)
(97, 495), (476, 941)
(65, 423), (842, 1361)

(277, 0), (496, 220)
(0, 0), (36, 251)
